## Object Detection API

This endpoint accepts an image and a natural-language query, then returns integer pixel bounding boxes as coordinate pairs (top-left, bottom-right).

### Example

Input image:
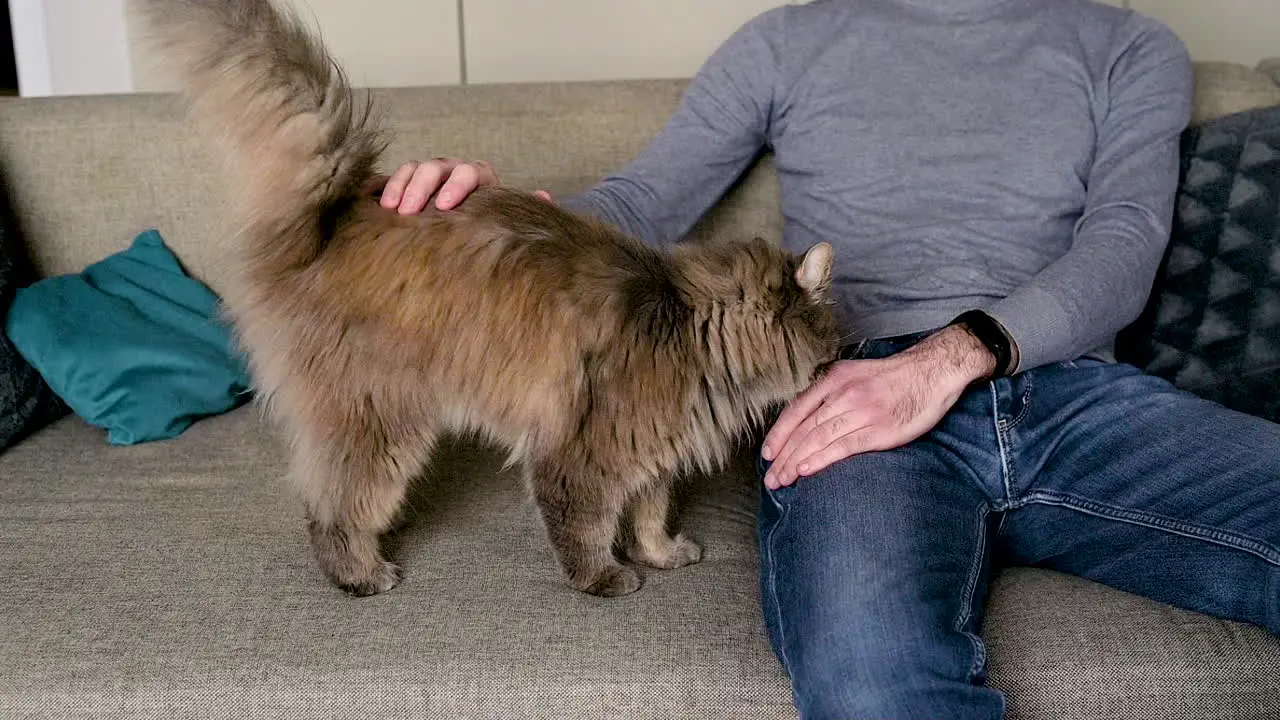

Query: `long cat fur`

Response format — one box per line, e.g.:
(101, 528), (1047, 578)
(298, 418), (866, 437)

(135, 0), (841, 598)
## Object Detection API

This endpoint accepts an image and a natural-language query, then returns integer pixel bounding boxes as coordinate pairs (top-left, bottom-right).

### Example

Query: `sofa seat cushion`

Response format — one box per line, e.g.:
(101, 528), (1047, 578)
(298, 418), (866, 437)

(1, 408), (1278, 719)
(0, 408), (795, 719)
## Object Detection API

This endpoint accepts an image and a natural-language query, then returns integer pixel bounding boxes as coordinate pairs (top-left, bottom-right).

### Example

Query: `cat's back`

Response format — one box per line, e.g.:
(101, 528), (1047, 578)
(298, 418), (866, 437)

(310, 186), (677, 356)
(451, 187), (681, 323)
(263, 186), (701, 456)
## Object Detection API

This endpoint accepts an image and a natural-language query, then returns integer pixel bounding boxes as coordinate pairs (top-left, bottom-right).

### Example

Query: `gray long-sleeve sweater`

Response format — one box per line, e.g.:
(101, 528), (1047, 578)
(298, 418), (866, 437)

(559, 0), (1194, 372)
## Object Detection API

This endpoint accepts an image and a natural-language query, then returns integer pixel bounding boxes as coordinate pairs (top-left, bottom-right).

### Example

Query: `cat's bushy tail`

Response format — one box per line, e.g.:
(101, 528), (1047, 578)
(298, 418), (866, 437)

(135, 0), (386, 275)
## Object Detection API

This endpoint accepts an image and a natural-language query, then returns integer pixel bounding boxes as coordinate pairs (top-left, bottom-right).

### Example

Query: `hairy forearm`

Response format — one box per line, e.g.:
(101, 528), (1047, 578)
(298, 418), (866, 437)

(901, 325), (1000, 391)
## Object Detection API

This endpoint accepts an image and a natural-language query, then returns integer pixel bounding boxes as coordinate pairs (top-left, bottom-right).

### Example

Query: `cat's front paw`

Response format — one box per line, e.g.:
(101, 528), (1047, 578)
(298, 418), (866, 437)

(311, 522), (403, 597)
(629, 533), (703, 570)
(578, 564), (643, 598)
(335, 560), (403, 597)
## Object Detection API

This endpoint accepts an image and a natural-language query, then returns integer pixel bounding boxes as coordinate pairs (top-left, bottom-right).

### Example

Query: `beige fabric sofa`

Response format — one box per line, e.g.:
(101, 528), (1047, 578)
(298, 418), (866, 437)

(2, 58), (1280, 719)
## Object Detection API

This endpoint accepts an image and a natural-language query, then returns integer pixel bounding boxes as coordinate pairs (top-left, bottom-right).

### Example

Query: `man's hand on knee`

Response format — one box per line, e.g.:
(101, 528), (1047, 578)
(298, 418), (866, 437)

(372, 157), (551, 215)
(760, 325), (997, 490)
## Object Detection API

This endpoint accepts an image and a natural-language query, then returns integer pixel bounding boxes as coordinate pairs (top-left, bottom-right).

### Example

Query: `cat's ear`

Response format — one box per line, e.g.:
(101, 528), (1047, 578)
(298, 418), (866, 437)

(796, 242), (833, 294)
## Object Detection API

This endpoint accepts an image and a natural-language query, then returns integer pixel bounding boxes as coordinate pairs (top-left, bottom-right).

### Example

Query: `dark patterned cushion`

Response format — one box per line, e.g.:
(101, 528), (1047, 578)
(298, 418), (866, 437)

(1117, 104), (1280, 423)
(0, 167), (65, 453)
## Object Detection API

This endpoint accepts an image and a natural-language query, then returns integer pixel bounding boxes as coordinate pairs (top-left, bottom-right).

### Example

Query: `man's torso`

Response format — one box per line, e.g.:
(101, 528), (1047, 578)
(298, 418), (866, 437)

(768, 0), (1143, 338)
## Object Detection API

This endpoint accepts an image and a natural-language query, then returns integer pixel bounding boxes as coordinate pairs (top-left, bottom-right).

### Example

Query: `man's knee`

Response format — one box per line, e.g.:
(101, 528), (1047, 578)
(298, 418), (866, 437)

(755, 448), (1005, 719)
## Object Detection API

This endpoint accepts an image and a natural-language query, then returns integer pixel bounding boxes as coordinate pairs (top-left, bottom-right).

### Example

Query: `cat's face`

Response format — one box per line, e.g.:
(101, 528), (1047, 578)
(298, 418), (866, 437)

(767, 240), (841, 396)
(695, 236), (842, 402)
(674, 235), (841, 407)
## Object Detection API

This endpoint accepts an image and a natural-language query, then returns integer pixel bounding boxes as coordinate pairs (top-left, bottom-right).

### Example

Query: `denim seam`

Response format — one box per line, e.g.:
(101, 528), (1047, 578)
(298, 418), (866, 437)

(762, 490), (795, 679)
(1011, 490), (1280, 567)
(990, 383), (1015, 504)
(1004, 372), (1034, 429)
(954, 503), (990, 681)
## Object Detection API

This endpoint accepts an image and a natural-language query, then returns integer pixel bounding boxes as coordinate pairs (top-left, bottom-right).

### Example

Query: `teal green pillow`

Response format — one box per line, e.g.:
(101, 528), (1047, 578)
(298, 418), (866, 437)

(3, 229), (251, 445)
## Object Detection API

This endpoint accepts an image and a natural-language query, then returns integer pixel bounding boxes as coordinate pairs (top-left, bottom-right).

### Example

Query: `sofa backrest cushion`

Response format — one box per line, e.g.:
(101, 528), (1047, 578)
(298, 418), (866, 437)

(0, 62), (1276, 298)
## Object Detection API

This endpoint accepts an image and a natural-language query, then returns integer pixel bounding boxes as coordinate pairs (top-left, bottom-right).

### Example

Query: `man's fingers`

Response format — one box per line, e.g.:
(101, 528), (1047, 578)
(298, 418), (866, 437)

(435, 163), (480, 209)
(400, 161), (455, 214)
(767, 411), (870, 489)
(764, 421), (817, 489)
(793, 427), (878, 480)
(762, 378), (838, 461)
(765, 394), (838, 480)
(767, 409), (846, 488)
(376, 158), (504, 214)
(762, 388), (836, 487)
(379, 163), (421, 209)
(763, 364), (860, 460)
(436, 161), (498, 210)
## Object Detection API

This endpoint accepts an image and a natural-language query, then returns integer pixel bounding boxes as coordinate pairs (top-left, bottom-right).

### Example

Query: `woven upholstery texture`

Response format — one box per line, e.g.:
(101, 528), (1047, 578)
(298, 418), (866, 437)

(2, 409), (1278, 719)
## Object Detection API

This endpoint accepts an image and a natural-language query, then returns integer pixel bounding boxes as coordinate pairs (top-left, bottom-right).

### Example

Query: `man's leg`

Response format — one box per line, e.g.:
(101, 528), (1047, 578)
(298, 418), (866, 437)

(756, 388), (1008, 720)
(996, 359), (1280, 633)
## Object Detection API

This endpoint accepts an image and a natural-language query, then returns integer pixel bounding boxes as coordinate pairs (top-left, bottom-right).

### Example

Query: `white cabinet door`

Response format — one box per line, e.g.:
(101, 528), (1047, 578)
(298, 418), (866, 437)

(1131, 0), (1280, 65)
(128, 0), (463, 91)
(461, 0), (790, 84)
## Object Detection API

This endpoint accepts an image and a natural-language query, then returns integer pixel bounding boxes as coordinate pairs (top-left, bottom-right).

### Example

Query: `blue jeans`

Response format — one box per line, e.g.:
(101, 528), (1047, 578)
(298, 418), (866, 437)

(756, 331), (1280, 719)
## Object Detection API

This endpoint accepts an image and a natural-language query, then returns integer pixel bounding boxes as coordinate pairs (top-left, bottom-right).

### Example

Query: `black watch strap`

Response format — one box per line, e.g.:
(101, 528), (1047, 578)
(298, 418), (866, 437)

(949, 310), (1017, 379)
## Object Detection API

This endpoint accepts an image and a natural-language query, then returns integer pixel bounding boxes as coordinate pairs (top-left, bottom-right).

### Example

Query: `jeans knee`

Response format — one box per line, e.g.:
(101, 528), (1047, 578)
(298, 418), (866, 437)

(754, 450), (1005, 718)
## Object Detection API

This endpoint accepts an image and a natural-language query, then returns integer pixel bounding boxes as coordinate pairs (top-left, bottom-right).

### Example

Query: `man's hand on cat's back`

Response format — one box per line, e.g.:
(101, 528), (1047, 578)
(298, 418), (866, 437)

(374, 158), (551, 215)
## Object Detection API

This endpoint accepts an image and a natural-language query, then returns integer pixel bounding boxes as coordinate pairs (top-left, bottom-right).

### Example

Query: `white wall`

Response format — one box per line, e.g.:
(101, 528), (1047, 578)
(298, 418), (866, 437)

(128, 0), (462, 93)
(8, 0), (52, 95)
(126, 0), (791, 90)
(462, 0), (792, 84)
(9, 0), (1280, 97)
(117, 0), (1280, 91)
(9, 0), (134, 97)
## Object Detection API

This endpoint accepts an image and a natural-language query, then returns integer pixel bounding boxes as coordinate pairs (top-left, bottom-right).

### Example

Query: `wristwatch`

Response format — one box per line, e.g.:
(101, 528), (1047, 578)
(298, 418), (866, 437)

(949, 310), (1018, 379)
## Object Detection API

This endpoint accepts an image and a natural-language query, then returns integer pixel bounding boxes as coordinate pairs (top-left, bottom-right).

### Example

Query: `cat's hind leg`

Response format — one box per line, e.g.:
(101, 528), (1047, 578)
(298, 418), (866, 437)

(527, 457), (640, 598)
(624, 480), (703, 570)
(291, 412), (435, 597)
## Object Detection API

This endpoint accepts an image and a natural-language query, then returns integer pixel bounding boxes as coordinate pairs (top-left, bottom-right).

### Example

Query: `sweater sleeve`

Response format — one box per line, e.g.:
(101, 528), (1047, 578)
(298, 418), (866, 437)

(984, 16), (1194, 372)
(556, 8), (787, 246)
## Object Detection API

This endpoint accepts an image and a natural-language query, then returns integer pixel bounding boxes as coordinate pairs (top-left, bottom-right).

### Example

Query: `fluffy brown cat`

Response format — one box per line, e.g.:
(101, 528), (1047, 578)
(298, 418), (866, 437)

(136, 0), (841, 598)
